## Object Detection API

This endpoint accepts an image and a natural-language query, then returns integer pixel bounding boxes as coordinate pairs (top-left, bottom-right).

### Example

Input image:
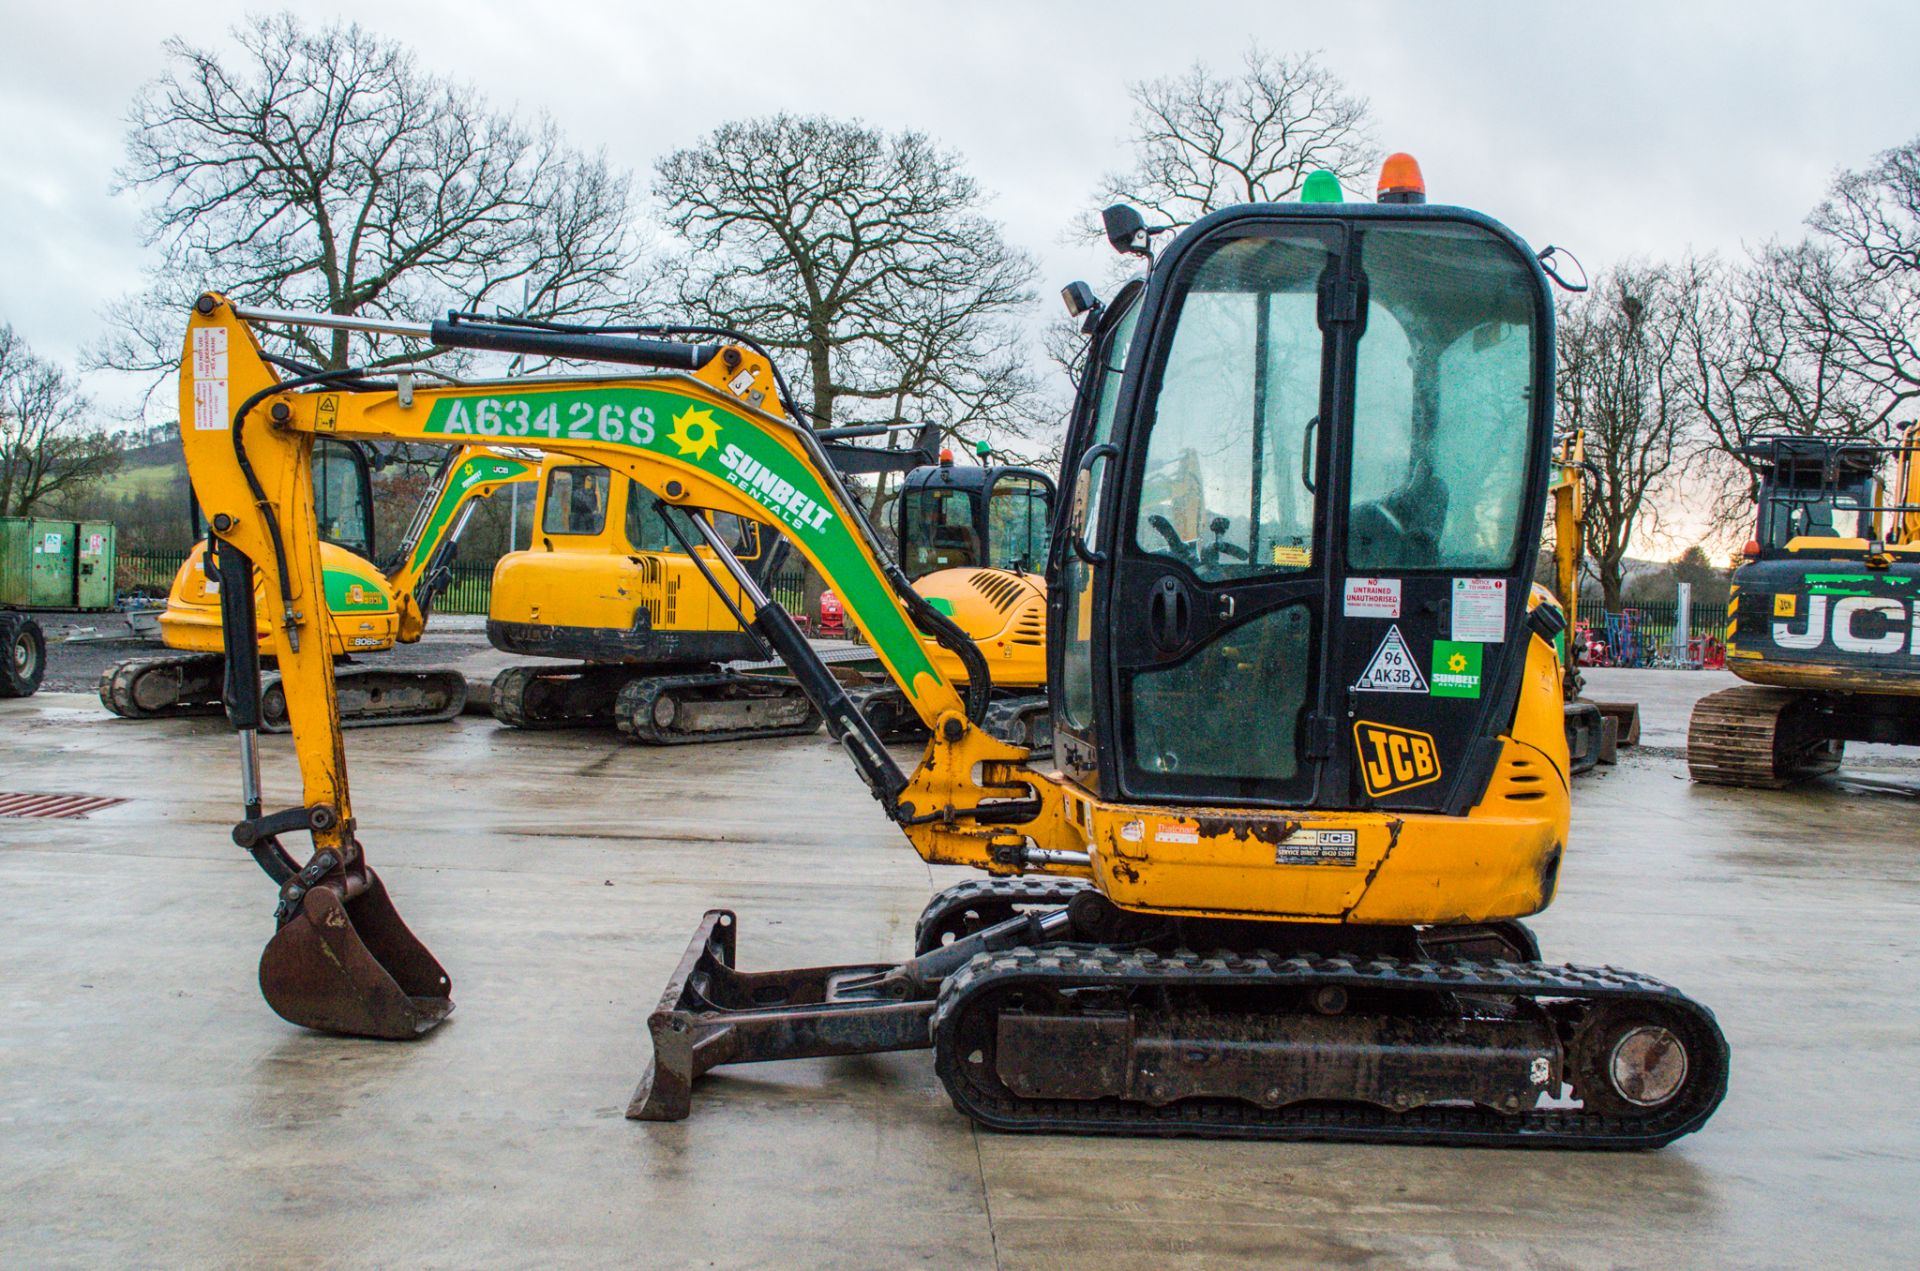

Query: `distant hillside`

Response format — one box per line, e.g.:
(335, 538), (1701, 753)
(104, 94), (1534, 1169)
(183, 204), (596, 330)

(102, 446), (188, 502)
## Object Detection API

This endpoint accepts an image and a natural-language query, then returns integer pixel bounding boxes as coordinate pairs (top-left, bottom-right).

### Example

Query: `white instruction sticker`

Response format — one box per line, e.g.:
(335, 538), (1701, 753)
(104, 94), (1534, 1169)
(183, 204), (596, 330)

(1452, 578), (1508, 643)
(1343, 577), (1401, 619)
(192, 327), (228, 378)
(1353, 625), (1428, 693)
(194, 378), (230, 432)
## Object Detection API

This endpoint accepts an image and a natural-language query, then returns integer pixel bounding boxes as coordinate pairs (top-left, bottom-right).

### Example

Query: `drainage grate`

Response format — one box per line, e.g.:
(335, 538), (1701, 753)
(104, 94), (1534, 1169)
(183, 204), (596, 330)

(0, 792), (130, 819)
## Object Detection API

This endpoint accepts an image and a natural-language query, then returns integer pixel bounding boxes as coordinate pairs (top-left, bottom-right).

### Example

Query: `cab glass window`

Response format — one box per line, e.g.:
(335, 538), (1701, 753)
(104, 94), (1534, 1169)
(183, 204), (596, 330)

(1761, 480), (1875, 546)
(902, 489), (981, 576)
(711, 512), (761, 559)
(1061, 297), (1141, 733)
(987, 477), (1050, 572)
(1133, 233), (1329, 581)
(1348, 225), (1537, 571)
(624, 485), (685, 553)
(542, 466), (609, 535)
(312, 441), (372, 556)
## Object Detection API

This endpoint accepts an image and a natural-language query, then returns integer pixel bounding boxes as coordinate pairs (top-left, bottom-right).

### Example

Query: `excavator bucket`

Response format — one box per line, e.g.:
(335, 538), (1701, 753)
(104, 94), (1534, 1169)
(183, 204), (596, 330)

(258, 867), (453, 1039)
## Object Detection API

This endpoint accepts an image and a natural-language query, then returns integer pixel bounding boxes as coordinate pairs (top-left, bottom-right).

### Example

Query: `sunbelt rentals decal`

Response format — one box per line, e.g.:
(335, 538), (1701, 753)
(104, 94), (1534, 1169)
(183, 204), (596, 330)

(420, 386), (940, 697)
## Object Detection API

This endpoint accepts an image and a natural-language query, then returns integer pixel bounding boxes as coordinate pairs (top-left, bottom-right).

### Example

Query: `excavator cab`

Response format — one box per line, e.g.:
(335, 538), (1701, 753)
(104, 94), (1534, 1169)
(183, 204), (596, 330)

(1054, 206), (1554, 809)
(897, 459), (1054, 578)
(1748, 438), (1884, 557)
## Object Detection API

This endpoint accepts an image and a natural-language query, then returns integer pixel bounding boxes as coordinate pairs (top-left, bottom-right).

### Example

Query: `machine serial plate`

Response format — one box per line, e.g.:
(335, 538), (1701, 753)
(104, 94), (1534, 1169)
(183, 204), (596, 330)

(1275, 829), (1358, 866)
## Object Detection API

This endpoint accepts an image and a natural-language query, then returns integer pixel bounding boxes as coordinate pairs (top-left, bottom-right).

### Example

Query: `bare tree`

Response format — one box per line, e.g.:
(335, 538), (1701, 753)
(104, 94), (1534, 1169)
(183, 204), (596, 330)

(1679, 137), (1920, 522)
(1090, 47), (1378, 232)
(1806, 136), (1920, 422)
(655, 114), (1045, 476)
(0, 326), (120, 517)
(1557, 264), (1690, 610)
(98, 13), (641, 383)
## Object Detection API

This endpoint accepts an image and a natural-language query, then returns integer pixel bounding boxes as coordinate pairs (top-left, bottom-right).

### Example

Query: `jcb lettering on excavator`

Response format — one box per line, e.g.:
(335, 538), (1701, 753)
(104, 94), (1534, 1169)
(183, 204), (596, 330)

(1354, 721), (1441, 797)
(1773, 592), (1920, 656)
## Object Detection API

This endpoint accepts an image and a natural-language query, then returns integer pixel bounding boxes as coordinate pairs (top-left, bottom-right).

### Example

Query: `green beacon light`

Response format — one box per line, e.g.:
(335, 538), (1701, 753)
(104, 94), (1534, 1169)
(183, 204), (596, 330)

(1300, 170), (1344, 204)
(974, 439), (992, 459)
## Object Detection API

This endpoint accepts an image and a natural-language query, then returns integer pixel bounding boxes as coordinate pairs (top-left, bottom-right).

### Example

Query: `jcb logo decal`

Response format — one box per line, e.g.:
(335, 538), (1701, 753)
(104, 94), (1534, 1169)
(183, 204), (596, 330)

(1354, 722), (1441, 797)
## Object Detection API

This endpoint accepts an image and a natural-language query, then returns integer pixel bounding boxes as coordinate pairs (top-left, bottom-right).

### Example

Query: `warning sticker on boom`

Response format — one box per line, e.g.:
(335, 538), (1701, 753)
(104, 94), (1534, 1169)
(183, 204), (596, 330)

(1352, 625), (1427, 693)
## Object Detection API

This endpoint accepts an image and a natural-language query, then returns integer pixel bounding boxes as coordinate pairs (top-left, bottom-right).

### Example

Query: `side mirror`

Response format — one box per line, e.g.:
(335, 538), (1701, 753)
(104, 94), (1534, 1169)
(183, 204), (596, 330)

(1102, 204), (1149, 257)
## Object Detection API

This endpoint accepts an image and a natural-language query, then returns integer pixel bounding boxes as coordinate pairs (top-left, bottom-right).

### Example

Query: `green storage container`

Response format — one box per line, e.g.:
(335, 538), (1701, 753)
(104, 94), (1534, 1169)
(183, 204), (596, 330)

(0, 517), (118, 611)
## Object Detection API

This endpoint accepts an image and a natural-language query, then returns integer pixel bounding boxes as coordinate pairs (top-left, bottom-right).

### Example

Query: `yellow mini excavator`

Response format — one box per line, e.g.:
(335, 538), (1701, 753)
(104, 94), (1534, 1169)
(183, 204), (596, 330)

(1688, 429), (1920, 786)
(99, 441), (534, 728)
(847, 443), (1055, 747)
(173, 157), (1726, 1147)
(1546, 431), (1638, 771)
(484, 454), (822, 743)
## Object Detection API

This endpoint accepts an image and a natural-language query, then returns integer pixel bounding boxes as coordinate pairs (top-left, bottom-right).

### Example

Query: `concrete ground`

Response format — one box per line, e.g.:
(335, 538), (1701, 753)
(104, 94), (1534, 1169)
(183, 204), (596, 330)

(3, 667), (1917, 1268)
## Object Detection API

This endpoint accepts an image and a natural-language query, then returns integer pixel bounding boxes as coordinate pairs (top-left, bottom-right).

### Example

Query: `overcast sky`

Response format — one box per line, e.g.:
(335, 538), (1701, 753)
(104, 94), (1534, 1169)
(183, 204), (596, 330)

(2, 0), (1917, 435)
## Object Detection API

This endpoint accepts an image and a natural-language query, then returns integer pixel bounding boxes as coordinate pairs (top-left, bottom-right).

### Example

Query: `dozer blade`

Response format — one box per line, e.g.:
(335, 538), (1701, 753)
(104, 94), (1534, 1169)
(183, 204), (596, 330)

(628, 909), (931, 1121)
(259, 866), (453, 1040)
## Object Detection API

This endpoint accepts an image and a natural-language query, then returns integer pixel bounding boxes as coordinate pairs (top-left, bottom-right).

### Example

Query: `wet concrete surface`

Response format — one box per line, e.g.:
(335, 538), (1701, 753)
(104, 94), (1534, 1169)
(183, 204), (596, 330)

(2, 669), (1917, 1268)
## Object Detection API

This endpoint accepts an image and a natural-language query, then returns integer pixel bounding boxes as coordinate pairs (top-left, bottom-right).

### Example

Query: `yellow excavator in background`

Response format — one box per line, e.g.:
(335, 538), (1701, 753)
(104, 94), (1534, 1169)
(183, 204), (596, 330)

(847, 443), (1055, 746)
(170, 157), (1727, 1148)
(1688, 428), (1920, 786)
(1546, 431), (1639, 771)
(99, 442), (534, 728)
(485, 455), (822, 742)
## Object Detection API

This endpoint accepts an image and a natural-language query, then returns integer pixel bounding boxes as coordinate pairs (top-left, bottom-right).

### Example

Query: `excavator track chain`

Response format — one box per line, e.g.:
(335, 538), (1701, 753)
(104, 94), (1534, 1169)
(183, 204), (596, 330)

(916, 876), (1093, 955)
(932, 946), (1728, 1148)
(98, 653), (226, 719)
(850, 685), (1052, 753)
(982, 694), (1052, 753)
(616, 671), (823, 745)
(490, 664), (634, 729)
(102, 653), (464, 729)
(1687, 685), (1842, 788)
(260, 665), (467, 731)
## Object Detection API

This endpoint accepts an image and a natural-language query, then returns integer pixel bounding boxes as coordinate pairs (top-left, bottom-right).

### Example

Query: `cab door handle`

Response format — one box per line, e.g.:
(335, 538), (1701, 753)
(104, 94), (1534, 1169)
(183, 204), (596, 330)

(1147, 576), (1192, 651)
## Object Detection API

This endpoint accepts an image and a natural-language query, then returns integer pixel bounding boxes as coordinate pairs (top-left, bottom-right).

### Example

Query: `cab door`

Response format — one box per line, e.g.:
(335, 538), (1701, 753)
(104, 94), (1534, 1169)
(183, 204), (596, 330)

(1097, 221), (1344, 808)
(1088, 211), (1553, 813)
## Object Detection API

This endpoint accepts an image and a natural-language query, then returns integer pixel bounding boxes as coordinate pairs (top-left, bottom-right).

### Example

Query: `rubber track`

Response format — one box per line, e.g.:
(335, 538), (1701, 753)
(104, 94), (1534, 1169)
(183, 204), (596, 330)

(1687, 684), (1841, 788)
(932, 945), (1728, 1149)
(850, 685), (1051, 751)
(616, 672), (823, 745)
(98, 653), (226, 720)
(915, 876), (1094, 954)
(490, 664), (627, 729)
(261, 666), (466, 731)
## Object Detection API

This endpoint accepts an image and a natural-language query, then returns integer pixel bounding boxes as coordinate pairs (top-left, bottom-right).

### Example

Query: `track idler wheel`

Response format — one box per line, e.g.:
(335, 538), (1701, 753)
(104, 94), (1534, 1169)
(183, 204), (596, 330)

(1569, 1002), (1700, 1119)
(258, 864), (453, 1039)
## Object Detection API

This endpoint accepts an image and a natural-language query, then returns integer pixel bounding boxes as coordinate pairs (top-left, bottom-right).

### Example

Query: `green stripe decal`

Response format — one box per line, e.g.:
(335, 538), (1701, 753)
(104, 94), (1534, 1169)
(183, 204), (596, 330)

(323, 568), (389, 612)
(422, 390), (940, 697)
(408, 456), (536, 574)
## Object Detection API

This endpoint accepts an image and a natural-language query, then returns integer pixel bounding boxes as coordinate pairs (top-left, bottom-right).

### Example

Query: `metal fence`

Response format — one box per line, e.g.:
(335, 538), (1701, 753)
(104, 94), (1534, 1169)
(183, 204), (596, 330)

(118, 549), (189, 598)
(1573, 599), (1731, 668)
(768, 559), (807, 614)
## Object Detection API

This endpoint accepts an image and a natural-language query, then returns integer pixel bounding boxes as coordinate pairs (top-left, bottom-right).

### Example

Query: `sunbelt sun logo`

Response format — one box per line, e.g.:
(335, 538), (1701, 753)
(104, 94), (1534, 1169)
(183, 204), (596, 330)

(1430, 640), (1482, 699)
